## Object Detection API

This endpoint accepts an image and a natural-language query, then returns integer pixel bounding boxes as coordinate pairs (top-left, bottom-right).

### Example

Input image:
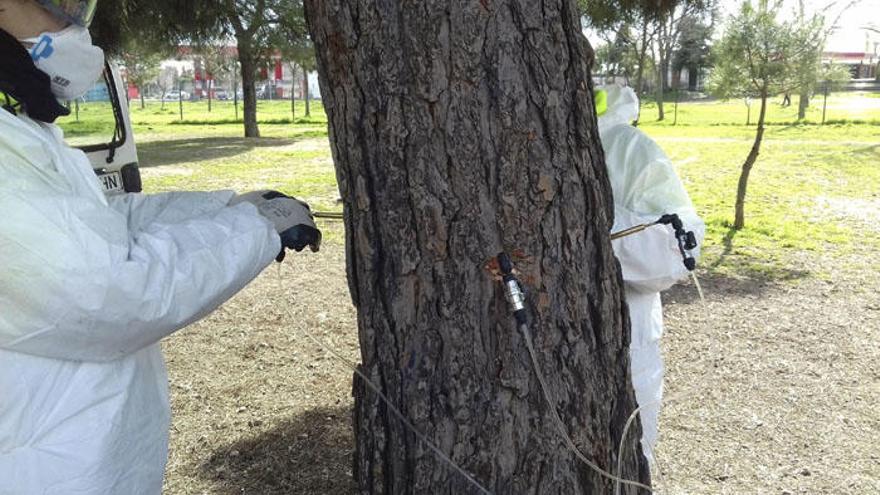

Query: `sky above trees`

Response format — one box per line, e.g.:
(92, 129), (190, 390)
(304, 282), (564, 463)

(714, 0), (879, 52)
(584, 0), (879, 53)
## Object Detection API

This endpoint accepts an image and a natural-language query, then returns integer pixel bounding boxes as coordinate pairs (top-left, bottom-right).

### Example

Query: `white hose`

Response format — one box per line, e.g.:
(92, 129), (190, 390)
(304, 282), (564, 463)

(518, 322), (655, 492)
(277, 273), (493, 494)
(277, 269), (655, 493)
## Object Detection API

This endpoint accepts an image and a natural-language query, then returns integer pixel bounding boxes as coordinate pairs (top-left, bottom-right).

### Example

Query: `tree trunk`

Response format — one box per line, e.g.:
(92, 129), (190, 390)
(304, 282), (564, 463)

(797, 92), (809, 120)
(633, 18), (650, 124)
(303, 71), (311, 117)
(140, 92), (145, 110)
(233, 76), (239, 121)
(237, 39), (260, 138)
(735, 90), (768, 229)
(305, 1), (648, 493)
(655, 60), (665, 121)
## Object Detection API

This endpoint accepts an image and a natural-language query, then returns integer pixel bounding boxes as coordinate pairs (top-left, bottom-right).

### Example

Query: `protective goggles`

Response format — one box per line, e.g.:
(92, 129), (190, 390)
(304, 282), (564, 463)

(34, 0), (98, 27)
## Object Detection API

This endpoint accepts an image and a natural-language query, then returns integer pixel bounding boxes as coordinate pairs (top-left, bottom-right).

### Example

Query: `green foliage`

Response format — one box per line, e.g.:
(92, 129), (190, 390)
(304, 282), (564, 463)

(119, 41), (164, 90)
(816, 62), (851, 93)
(672, 15), (714, 74)
(580, 0), (681, 28)
(594, 26), (642, 79)
(708, 1), (825, 100)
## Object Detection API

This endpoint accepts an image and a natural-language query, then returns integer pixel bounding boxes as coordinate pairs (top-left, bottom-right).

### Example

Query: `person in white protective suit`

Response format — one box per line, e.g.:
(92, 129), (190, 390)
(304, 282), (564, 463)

(597, 84), (705, 463)
(0, 1), (321, 493)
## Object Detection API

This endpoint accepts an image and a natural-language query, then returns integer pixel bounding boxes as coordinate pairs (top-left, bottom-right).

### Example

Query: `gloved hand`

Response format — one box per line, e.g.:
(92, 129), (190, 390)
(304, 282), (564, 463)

(230, 190), (322, 261)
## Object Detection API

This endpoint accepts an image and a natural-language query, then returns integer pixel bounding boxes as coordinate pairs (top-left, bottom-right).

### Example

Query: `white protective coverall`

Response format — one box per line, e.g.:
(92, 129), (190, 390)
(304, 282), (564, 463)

(0, 108), (281, 494)
(598, 85), (705, 461)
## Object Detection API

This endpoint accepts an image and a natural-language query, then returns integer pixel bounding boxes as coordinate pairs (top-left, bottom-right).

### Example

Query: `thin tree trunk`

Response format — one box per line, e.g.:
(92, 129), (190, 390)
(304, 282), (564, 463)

(233, 76), (239, 121)
(303, 71), (310, 117)
(140, 92), (145, 110)
(289, 63), (297, 121)
(797, 92), (809, 120)
(305, 1), (648, 493)
(634, 18), (650, 124)
(656, 60), (665, 121)
(735, 90), (768, 229)
(237, 39), (260, 138)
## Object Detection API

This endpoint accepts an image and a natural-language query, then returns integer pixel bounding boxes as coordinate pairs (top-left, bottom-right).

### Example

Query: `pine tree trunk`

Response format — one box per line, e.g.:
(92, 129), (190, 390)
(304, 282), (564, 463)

(735, 90), (769, 230)
(237, 40), (260, 138)
(306, 1), (649, 493)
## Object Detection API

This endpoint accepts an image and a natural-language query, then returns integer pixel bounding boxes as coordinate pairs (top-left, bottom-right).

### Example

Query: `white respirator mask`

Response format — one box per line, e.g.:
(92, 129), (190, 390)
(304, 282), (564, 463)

(21, 25), (105, 101)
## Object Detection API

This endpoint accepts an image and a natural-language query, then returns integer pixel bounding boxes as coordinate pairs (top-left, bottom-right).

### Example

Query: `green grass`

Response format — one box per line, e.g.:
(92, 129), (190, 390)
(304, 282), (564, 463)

(56, 94), (880, 281)
(654, 135), (879, 279)
(640, 91), (880, 127)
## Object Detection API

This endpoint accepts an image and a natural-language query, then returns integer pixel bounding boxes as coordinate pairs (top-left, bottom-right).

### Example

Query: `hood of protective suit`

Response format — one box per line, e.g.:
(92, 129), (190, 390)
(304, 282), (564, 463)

(597, 84), (639, 134)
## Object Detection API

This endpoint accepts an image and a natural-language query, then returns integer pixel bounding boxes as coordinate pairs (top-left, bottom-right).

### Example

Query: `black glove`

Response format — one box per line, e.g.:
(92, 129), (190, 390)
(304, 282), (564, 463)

(230, 190), (322, 261)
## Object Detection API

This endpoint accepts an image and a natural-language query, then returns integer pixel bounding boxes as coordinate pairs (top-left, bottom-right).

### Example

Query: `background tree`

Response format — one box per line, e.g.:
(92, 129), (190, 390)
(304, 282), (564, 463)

(305, 0), (648, 493)
(594, 26), (640, 85)
(290, 43), (316, 118)
(272, 1), (316, 118)
(709, 0), (824, 229)
(672, 15), (715, 91)
(651, 0), (716, 120)
(194, 43), (238, 113)
(119, 42), (164, 109)
(580, 0), (714, 120)
(212, 0), (279, 137)
(816, 61), (852, 123)
(155, 65), (179, 110)
(93, 0), (309, 138)
(789, 0), (857, 120)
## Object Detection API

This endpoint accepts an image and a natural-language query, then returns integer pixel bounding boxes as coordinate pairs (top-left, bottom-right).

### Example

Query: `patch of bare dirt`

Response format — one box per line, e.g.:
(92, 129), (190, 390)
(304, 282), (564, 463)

(815, 196), (880, 232)
(656, 248), (880, 494)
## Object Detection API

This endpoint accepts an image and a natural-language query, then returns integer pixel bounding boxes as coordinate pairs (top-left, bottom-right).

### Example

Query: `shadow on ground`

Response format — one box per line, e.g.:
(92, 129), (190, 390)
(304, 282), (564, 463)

(848, 143), (880, 156)
(663, 270), (781, 306)
(198, 405), (354, 495)
(138, 137), (297, 168)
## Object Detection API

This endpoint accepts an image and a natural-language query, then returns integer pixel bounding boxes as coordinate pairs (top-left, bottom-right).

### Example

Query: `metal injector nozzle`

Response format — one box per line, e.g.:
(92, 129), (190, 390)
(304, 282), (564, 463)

(496, 252), (528, 325)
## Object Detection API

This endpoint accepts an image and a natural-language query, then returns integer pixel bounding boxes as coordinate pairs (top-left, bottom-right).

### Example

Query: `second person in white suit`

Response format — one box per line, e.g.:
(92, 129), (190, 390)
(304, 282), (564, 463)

(597, 84), (705, 463)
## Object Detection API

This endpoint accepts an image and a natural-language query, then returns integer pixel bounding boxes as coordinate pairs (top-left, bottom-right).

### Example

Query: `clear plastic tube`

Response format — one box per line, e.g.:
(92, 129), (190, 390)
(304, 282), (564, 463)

(277, 274), (493, 495)
(518, 322), (655, 492)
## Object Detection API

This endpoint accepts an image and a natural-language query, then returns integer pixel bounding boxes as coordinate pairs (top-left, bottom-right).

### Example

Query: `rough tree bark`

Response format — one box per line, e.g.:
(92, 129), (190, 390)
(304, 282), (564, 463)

(735, 87), (769, 229)
(305, 1), (649, 493)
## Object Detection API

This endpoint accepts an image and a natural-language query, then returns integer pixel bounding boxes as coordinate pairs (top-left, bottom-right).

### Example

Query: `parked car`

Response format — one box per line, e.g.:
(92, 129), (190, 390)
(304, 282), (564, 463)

(164, 90), (189, 101)
(213, 89), (230, 100)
